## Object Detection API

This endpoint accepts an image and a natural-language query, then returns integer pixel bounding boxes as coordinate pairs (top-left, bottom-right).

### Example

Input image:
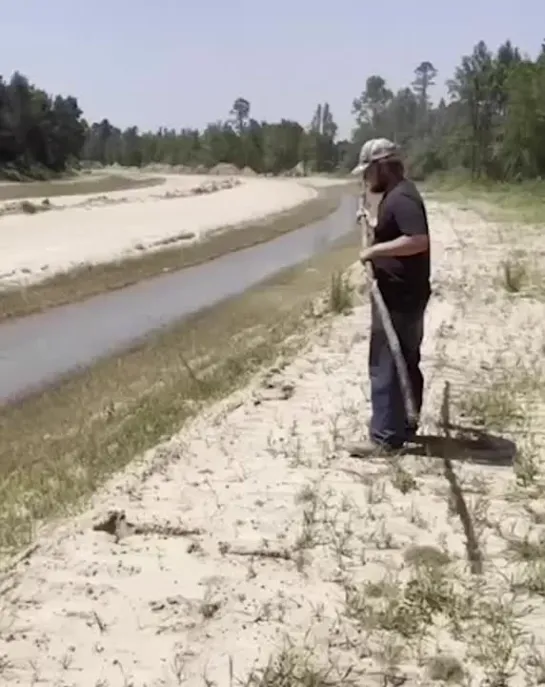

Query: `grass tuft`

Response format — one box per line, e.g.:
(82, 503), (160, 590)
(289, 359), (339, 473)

(426, 654), (465, 683)
(244, 648), (354, 687)
(328, 271), (353, 314)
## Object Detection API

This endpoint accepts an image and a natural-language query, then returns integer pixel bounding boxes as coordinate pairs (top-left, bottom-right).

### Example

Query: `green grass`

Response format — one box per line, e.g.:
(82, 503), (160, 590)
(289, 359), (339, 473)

(423, 173), (545, 225)
(0, 226), (359, 556)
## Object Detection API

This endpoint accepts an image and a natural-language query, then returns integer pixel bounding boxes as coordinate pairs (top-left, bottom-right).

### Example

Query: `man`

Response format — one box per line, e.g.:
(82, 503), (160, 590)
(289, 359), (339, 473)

(348, 138), (431, 456)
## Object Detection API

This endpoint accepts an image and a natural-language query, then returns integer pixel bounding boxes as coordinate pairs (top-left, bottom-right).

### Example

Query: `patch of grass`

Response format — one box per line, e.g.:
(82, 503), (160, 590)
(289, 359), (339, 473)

(294, 483), (320, 506)
(499, 253), (545, 300)
(426, 654), (465, 683)
(456, 358), (544, 436)
(293, 488), (322, 555)
(517, 562), (545, 597)
(0, 184), (354, 322)
(423, 174), (545, 225)
(243, 647), (355, 686)
(345, 564), (455, 638)
(403, 544), (450, 569)
(389, 462), (417, 494)
(328, 271), (353, 314)
(514, 447), (541, 488)
(457, 379), (524, 431)
(464, 596), (524, 687)
(425, 176), (545, 302)
(503, 529), (545, 562)
(0, 174), (164, 201)
(0, 229), (359, 555)
(361, 579), (400, 599)
(523, 648), (545, 685)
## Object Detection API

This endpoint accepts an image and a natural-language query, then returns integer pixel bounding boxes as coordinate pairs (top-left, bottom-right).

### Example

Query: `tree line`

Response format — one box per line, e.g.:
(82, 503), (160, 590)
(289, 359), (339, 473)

(1, 37), (544, 181)
(351, 41), (545, 180)
(0, 72), (86, 179)
(82, 98), (341, 175)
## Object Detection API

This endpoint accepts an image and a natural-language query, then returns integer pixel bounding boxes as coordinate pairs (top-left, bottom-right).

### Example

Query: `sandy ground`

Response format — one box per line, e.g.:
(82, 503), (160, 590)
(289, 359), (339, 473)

(2, 199), (545, 686)
(0, 174), (349, 289)
(0, 174), (227, 210)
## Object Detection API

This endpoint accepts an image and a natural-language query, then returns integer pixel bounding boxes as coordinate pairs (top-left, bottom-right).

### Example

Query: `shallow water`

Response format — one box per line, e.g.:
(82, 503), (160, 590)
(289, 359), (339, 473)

(0, 195), (357, 404)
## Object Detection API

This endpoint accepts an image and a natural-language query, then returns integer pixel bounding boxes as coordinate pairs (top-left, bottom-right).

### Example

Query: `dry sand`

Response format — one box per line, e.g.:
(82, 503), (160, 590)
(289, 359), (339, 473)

(2, 199), (545, 686)
(0, 174), (234, 211)
(0, 174), (349, 290)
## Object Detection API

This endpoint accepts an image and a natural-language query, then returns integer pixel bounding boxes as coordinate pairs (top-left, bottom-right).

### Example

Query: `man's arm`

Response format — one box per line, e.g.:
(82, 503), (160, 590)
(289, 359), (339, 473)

(367, 233), (428, 258)
(361, 193), (429, 261)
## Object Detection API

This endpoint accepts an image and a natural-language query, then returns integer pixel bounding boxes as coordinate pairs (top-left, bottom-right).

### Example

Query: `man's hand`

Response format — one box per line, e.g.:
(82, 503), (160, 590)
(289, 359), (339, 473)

(359, 246), (376, 264)
(356, 208), (371, 225)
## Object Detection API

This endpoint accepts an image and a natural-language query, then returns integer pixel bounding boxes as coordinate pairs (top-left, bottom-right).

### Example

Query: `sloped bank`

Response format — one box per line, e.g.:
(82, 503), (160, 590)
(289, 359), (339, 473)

(0, 180), (354, 321)
(0, 194), (359, 554)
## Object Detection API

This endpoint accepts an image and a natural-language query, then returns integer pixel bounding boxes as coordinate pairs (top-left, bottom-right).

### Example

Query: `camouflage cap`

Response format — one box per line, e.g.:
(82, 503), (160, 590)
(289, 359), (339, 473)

(351, 138), (399, 175)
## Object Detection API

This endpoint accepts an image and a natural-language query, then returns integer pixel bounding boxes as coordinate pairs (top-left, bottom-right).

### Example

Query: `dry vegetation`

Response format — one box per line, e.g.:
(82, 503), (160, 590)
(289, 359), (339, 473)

(1, 190), (545, 687)
(0, 173), (164, 202)
(0, 183), (351, 321)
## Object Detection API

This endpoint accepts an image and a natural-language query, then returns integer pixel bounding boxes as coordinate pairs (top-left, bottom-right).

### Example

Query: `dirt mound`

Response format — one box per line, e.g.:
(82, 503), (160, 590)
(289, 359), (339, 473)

(240, 166), (258, 176)
(208, 163), (240, 176)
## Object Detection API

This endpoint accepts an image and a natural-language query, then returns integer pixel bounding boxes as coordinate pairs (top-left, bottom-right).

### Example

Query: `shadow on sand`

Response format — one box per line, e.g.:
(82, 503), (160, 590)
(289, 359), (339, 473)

(405, 424), (517, 467)
(342, 421), (517, 575)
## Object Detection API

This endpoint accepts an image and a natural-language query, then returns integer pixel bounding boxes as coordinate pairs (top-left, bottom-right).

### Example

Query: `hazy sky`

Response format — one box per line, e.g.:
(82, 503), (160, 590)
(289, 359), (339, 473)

(2, 0), (544, 138)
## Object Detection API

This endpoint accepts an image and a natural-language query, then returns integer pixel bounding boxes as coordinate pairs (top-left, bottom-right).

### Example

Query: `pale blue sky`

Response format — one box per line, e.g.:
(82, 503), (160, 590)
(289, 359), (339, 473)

(2, 0), (544, 138)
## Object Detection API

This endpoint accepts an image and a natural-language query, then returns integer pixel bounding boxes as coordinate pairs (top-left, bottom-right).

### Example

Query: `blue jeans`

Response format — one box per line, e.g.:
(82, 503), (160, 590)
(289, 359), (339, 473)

(368, 297), (428, 449)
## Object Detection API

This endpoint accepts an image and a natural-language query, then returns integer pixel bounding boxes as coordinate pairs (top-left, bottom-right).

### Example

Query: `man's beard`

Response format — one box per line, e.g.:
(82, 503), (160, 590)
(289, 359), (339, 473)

(369, 180), (386, 193)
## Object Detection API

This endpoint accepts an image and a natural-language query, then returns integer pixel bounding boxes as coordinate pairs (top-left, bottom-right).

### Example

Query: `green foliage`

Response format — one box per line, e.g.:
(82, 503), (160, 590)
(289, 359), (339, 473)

(82, 100), (341, 175)
(4, 37), (545, 182)
(0, 72), (86, 177)
(349, 38), (545, 181)
(0, 82), (343, 177)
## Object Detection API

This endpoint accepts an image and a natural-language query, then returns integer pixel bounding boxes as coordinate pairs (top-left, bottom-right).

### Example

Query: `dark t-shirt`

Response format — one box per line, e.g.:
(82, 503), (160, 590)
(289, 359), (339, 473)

(372, 178), (431, 312)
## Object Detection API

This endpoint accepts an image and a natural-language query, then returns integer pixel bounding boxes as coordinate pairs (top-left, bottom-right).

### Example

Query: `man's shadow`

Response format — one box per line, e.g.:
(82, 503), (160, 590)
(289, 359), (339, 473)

(405, 423), (517, 576)
(405, 424), (517, 466)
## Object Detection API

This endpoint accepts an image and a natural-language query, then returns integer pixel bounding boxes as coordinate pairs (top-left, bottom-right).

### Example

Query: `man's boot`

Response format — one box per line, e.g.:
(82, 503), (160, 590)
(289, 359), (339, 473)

(344, 439), (405, 458)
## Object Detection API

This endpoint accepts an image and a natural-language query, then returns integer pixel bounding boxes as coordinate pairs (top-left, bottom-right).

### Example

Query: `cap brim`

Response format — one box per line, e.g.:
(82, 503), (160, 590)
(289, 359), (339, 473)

(350, 163), (368, 176)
